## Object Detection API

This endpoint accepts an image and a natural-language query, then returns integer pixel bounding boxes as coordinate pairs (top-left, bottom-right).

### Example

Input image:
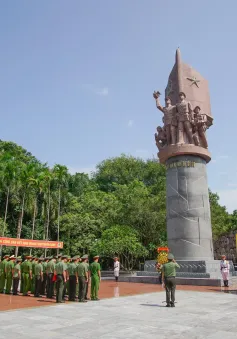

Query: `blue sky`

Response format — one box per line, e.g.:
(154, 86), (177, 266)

(0, 0), (237, 212)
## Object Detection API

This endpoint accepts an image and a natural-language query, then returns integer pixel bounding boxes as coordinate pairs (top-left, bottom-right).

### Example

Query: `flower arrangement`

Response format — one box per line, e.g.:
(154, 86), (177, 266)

(157, 247), (169, 267)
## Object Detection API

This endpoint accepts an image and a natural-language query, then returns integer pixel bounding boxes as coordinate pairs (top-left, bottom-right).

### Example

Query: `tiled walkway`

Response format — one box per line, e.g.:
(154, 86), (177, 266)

(0, 289), (237, 338)
(0, 280), (236, 311)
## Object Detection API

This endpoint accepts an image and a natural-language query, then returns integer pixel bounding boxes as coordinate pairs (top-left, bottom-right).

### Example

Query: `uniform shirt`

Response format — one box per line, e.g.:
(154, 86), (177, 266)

(89, 262), (101, 277)
(13, 263), (21, 278)
(77, 262), (88, 277)
(55, 261), (67, 275)
(0, 259), (7, 276)
(220, 260), (230, 273)
(67, 262), (77, 276)
(46, 260), (55, 274)
(21, 260), (32, 273)
(42, 262), (47, 273)
(31, 260), (36, 275)
(35, 263), (43, 276)
(162, 261), (180, 277)
(5, 260), (14, 276)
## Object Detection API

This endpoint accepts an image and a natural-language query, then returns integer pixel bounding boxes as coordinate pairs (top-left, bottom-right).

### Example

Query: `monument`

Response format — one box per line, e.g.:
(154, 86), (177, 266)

(153, 48), (214, 261)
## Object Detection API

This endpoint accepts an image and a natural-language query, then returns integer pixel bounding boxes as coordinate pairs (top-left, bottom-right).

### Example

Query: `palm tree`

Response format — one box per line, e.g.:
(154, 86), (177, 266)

(53, 165), (69, 255)
(0, 154), (20, 256)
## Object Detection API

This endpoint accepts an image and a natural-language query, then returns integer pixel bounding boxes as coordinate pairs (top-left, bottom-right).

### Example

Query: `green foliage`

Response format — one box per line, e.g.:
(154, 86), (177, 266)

(0, 140), (235, 265)
(92, 225), (148, 270)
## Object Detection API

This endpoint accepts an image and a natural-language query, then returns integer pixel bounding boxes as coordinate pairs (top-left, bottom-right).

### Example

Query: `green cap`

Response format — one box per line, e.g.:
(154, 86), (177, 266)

(58, 254), (63, 258)
(81, 254), (88, 260)
(167, 253), (174, 260)
(61, 255), (68, 259)
(72, 256), (79, 261)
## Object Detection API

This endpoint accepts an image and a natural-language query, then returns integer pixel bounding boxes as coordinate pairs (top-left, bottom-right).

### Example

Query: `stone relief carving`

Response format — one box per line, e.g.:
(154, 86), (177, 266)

(153, 91), (212, 151)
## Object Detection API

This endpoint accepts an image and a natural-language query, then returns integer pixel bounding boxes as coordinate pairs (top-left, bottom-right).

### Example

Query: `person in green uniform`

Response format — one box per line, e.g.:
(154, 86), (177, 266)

(64, 256), (70, 300)
(41, 257), (48, 295)
(85, 257), (90, 300)
(68, 256), (79, 301)
(30, 256), (36, 294)
(5, 255), (16, 294)
(34, 258), (43, 297)
(76, 254), (89, 302)
(55, 255), (68, 303)
(21, 255), (33, 296)
(13, 257), (22, 295)
(161, 253), (180, 307)
(75, 256), (81, 298)
(89, 255), (101, 301)
(0, 255), (10, 293)
(46, 256), (55, 298)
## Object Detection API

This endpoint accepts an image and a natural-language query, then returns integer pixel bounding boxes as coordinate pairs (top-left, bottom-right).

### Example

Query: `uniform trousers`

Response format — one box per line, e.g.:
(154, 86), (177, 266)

(22, 273), (30, 295)
(13, 277), (20, 295)
(5, 274), (13, 294)
(78, 276), (86, 301)
(34, 276), (42, 297)
(0, 273), (6, 293)
(69, 275), (76, 301)
(47, 273), (54, 298)
(165, 276), (176, 305)
(41, 273), (47, 295)
(91, 276), (100, 300)
(56, 274), (64, 302)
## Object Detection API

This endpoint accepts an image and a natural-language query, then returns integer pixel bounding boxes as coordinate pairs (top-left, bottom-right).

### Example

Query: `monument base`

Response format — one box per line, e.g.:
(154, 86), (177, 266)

(131, 259), (237, 287)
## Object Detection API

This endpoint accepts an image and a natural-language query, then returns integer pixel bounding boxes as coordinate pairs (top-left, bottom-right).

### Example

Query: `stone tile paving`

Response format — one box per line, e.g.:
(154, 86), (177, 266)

(0, 291), (236, 339)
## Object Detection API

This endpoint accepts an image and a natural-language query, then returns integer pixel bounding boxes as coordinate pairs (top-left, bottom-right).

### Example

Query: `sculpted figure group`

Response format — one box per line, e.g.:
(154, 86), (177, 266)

(153, 91), (209, 151)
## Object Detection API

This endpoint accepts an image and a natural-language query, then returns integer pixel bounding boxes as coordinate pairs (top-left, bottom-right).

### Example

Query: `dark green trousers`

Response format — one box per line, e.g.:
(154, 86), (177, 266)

(165, 277), (176, 305)
(69, 275), (76, 301)
(0, 273), (6, 293)
(5, 274), (13, 294)
(78, 276), (86, 301)
(56, 275), (64, 302)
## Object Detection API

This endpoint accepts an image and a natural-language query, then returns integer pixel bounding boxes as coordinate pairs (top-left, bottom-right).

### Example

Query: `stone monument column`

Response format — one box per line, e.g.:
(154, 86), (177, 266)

(154, 48), (214, 261)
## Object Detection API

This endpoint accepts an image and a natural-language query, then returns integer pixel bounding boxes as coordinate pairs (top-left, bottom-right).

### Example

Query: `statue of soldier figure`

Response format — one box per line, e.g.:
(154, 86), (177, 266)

(153, 91), (177, 145)
(193, 106), (208, 149)
(176, 92), (194, 145)
(154, 126), (167, 150)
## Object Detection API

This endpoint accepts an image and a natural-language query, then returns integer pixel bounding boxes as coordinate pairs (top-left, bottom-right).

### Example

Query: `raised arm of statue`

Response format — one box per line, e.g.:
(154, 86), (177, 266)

(153, 91), (164, 113)
(188, 102), (194, 122)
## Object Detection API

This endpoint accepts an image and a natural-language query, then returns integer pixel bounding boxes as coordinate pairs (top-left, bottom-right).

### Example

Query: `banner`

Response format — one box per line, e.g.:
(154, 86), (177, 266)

(0, 237), (63, 249)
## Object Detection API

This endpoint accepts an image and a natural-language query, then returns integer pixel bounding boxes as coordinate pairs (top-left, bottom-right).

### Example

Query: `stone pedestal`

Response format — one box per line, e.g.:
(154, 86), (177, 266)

(165, 154), (214, 261)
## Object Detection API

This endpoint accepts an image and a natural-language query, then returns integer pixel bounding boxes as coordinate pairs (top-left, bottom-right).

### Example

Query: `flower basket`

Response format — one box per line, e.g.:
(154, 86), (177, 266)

(157, 247), (169, 267)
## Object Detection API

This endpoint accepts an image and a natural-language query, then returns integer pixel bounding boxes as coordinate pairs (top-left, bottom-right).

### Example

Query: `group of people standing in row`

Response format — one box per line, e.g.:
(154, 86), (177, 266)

(0, 254), (120, 303)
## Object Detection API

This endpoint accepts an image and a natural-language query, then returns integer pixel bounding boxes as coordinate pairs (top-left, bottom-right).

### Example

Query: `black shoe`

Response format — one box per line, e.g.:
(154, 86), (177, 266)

(166, 304), (171, 307)
(57, 301), (65, 303)
(94, 298), (100, 301)
(171, 304), (175, 307)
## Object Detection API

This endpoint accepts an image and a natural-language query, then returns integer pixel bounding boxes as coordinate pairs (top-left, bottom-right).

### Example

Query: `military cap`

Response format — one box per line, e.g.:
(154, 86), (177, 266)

(3, 255), (10, 258)
(93, 255), (100, 259)
(39, 256), (44, 260)
(58, 254), (63, 258)
(9, 255), (15, 259)
(194, 105), (201, 110)
(179, 91), (186, 98)
(48, 256), (53, 260)
(61, 255), (68, 259)
(167, 253), (174, 260)
(72, 255), (79, 261)
(26, 255), (32, 259)
(16, 257), (22, 262)
(81, 254), (88, 260)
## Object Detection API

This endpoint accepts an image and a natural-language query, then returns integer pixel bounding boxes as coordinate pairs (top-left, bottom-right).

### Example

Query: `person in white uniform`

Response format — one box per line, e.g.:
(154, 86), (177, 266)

(114, 257), (120, 282)
(220, 255), (230, 287)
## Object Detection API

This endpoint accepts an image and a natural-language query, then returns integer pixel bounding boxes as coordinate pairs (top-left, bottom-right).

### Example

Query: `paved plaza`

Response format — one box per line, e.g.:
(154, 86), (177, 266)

(0, 289), (237, 339)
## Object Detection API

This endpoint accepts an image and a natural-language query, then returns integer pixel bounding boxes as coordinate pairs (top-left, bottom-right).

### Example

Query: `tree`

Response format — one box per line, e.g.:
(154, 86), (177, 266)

(92, 225), (148, 270)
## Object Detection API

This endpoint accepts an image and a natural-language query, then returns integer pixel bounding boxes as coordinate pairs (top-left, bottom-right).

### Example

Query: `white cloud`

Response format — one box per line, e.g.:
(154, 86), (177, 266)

(67, 166), (96, 177)
(127, 120), (134, 127)
(218, 189), (237, 213)
(82, 84), (109, 96)
(96, 87), (109, 96)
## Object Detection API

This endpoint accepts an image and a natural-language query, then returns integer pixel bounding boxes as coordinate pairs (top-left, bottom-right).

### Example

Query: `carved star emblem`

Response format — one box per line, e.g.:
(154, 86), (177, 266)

(186, 76), (200, 88)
